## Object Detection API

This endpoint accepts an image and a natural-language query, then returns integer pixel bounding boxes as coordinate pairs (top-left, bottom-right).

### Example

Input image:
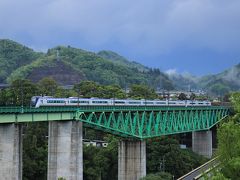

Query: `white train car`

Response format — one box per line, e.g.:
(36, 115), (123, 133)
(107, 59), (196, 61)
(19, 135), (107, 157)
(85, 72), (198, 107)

(31, 96), (211, 108)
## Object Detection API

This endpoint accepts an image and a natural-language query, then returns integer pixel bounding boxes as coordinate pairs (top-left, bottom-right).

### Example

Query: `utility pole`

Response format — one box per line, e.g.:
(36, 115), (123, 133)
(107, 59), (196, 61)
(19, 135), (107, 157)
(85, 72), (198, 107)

(159, 156), (166, 172)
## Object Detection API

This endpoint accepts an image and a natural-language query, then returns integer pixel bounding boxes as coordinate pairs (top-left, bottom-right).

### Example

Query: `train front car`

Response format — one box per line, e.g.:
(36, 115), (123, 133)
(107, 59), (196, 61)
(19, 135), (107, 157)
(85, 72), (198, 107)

(31, 96), (42, 107)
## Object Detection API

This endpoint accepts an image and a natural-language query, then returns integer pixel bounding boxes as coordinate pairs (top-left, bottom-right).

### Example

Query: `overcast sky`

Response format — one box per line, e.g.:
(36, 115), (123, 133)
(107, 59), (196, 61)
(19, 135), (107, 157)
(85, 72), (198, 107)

(0, 0), (240, 76)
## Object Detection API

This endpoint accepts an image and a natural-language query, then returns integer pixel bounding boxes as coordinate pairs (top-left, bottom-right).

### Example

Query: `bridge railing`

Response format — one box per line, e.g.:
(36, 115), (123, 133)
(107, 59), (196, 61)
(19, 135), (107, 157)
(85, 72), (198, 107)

(177, 157), (220, 180)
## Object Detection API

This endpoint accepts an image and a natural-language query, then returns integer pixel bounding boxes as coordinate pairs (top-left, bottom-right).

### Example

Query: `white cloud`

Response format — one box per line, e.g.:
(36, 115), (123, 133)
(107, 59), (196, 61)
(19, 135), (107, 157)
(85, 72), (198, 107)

(165, 68), (178, 76)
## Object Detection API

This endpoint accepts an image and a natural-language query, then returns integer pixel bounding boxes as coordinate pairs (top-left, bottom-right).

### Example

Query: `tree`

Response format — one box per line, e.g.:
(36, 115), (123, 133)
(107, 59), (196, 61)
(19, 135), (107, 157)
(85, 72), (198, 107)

(23, 122), (48, 180)
(100, 85), (126, 99)
(38, 77), (58, 96)
(178, 93), (187, 100)
(211, 92), (240, 179)
(230, 92), (240, 114)
(83, 135), (118, 180)
(146, 136), (207, 178)
(9, 79), (38, 106)
(129, 84), (158, 99)
(74, 81), (100, 98)
(190, 93), (196, 100)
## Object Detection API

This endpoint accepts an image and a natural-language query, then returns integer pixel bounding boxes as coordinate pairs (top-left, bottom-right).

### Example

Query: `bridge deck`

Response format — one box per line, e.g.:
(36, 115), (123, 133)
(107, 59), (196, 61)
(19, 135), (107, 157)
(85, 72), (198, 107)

(0, 106), (229, 139)
(0, 105), (229, 113)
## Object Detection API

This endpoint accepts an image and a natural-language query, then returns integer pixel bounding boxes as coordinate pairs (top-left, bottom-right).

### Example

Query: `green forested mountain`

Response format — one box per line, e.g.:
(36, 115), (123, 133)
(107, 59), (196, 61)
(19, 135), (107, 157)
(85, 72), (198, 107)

(1, 39), (174, 89)
(0, 39), (42, 82)
(168, 64), (240, 96)
(199, 64), (240, 95)
(97, 50), (148, 72)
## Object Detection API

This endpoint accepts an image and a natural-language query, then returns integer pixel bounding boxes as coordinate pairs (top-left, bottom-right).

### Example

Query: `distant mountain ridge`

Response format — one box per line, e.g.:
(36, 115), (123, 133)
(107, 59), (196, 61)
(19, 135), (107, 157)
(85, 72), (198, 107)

(0, 39), (174, 90)
(168, 63), (240, 95)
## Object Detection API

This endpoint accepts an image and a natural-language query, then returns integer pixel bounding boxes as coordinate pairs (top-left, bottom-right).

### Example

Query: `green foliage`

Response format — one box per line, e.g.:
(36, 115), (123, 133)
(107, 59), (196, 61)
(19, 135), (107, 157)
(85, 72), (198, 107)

(74, 81), (126, 99)
(146, 136), (207, 178)
(74, 81), (101, 98)
(7, 55), (58, 83)
(1, 79), (39, 106)
(217, 121), (240, 161)
(57, 178), (66, 180)
(213, 92), (240, 179)
(23, 122), (48, 180)
(129, 84), (158, 99)
(0, 39), (42, 82)
(83, 135), (118, 180)
(210, 172), (229, 180)
(98, 50), (148, 72)
(141, 172), (173, 180)
(222, 157), (240, 179)
(230, 92), (240, 113)
(216, 121), (240, 179)
(199, 67), (240, 96)
(100, 84), (126, 99)
(38, 77), (58, 96)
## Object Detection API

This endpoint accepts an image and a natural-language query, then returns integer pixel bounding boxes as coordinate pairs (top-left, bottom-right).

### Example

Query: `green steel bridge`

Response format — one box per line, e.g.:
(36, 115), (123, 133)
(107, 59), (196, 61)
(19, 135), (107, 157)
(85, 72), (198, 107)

(0, 106), (229, 139)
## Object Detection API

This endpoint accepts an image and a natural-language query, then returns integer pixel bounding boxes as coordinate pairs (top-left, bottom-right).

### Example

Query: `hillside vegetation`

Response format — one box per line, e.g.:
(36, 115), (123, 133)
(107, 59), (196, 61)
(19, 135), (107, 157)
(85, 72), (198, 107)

(199, 64), (240, 95)
(0, 39), (174, 89)
(168, 64), (240, 96)
(0, 39), (42, 82)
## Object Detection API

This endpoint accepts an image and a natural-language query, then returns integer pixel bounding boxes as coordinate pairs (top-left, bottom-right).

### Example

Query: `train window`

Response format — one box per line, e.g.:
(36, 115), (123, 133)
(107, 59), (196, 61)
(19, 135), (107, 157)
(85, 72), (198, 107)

(47, 100), (65, 103)
(156, 102), (166, 104)
(169, 102), (176, 104)
(70, 100), (89, 103)
(128, 102), (141, 104)
(145, 102), (154, 104)
(115, 101), (125, 104)
(92, 101), (108, 104)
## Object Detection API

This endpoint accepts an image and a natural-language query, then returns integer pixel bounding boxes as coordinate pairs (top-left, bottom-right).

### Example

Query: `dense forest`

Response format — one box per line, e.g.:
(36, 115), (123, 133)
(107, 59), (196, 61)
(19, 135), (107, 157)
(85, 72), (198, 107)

(0, 78), (207, 180)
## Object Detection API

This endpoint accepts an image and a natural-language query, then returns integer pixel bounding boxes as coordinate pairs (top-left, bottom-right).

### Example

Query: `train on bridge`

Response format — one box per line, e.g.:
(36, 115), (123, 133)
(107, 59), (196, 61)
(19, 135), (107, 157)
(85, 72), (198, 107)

(31, 96), (211, 108)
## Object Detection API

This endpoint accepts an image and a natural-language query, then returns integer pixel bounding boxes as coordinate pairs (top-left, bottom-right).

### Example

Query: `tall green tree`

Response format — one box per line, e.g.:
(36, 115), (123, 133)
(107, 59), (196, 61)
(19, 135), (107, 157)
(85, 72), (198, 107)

(74, 81), (100, 98)
(129, 84), (158, 99)
(146, 136), (207, 178)
(83, 135), (118, 180)
(23, 122), (48, 180)
(210, 92), (240, 179)
(100, 85), (126, 99)
(8, 79), (38, 106)
(38, 77), (58, 96)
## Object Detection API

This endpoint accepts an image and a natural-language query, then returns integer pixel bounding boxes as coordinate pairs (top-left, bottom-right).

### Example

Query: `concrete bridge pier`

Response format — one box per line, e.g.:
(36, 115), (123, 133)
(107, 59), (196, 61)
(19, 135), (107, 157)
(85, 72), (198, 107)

(48, 121), (83, 180)
(118, 140), (146, 180)
(192, 130), (212, 158)
(0, 123), (22, 180)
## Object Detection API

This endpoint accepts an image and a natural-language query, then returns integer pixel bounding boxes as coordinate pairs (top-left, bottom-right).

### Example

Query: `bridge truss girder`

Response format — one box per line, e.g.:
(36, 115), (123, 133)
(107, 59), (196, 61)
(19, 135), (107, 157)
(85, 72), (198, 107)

(76, 108), (229, 139)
